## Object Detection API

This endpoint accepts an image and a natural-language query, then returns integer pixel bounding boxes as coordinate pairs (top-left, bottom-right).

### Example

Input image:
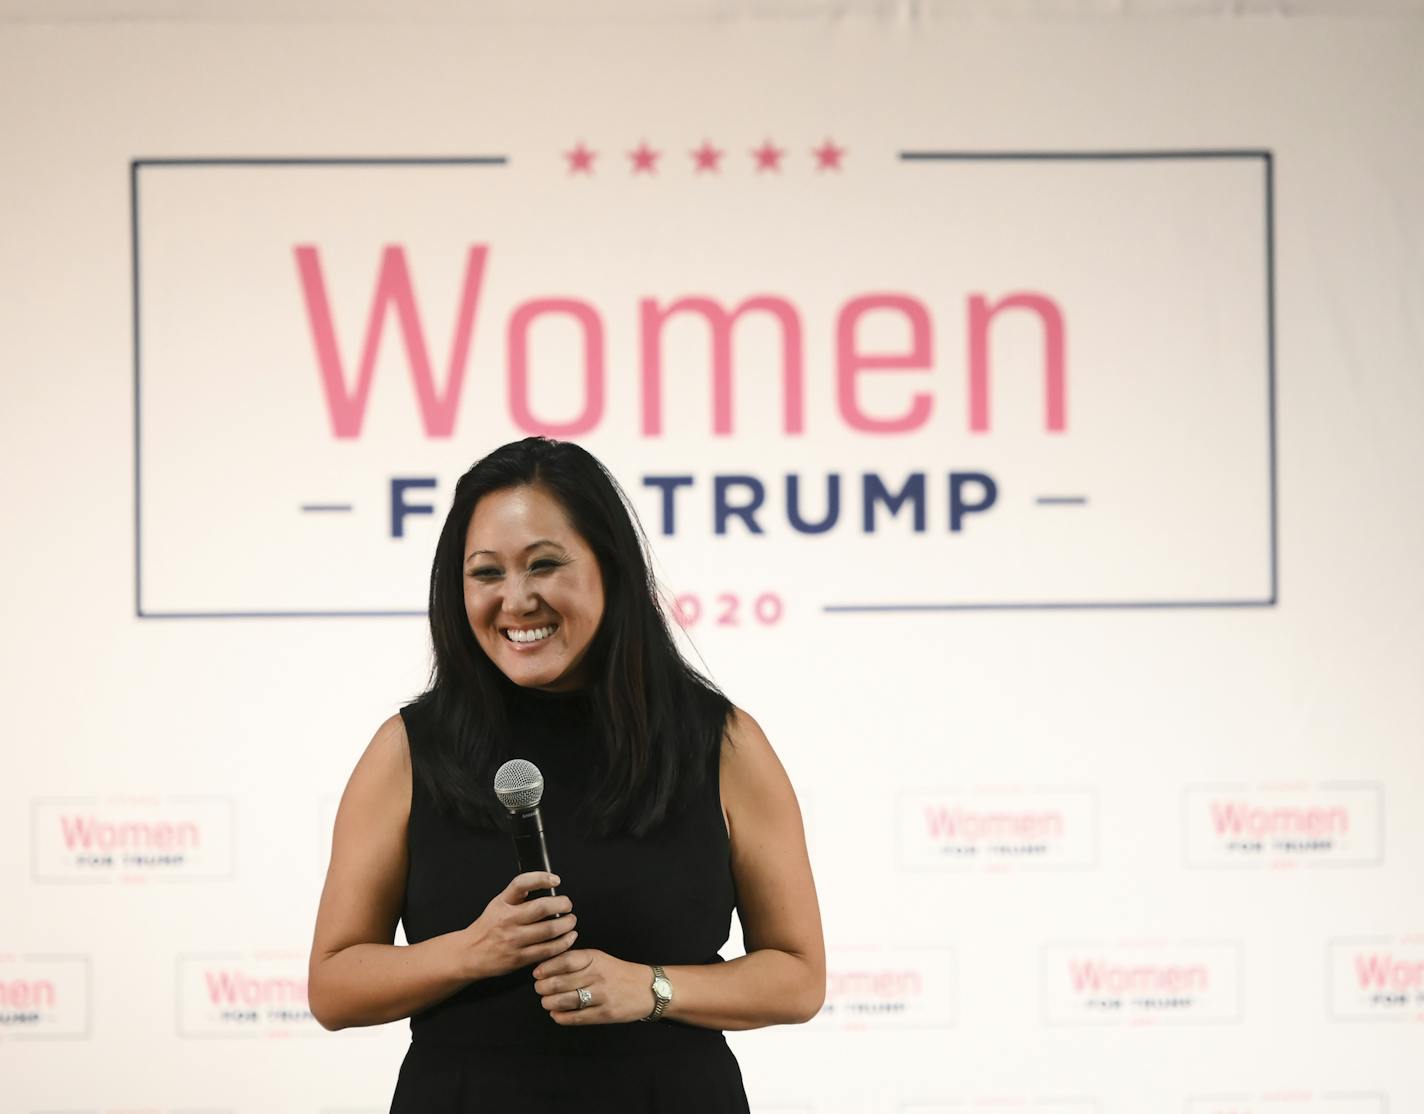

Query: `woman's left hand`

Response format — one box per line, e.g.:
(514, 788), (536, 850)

(532, 948), (654, 1025)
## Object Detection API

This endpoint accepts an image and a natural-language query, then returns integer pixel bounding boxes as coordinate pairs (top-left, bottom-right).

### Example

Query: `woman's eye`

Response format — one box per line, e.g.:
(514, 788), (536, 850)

(470, 567), (500, 579)
(530, 560), (560, 572)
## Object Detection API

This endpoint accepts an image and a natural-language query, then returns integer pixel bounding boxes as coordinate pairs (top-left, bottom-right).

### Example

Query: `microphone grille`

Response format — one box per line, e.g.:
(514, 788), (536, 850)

(494, 758), (544, 811)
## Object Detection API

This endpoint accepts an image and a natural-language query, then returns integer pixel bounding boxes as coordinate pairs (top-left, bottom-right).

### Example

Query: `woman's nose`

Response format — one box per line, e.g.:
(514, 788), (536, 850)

(499, 574), (539, 614)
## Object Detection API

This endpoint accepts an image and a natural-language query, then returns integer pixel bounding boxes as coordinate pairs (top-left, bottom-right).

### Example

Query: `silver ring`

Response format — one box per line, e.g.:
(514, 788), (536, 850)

(576, 986), (592, 1010)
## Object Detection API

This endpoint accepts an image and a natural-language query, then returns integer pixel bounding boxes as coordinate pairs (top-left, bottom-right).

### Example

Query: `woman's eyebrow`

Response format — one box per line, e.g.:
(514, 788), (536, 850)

(464, 539), (564, 563)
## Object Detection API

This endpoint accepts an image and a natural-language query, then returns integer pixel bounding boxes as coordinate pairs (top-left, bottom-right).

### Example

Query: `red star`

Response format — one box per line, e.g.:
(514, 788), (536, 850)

(564, 141), (596, 175)
(813, 138), (846, 171)
(752, 139), (785, 173)
(691, 140), (724, 174)
(628, 141), (661, 175)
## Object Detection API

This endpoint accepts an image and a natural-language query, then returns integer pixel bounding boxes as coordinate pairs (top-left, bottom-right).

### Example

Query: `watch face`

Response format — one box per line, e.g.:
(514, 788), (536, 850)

(652, 976), (672, 1000)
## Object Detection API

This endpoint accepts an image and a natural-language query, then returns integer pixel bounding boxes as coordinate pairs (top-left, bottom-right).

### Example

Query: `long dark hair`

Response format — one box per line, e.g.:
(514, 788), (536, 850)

(408, 437), (731, 836)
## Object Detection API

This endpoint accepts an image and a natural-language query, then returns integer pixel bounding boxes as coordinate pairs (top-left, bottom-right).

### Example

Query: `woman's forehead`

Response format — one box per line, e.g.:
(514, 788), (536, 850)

(466, 487), (578, 549)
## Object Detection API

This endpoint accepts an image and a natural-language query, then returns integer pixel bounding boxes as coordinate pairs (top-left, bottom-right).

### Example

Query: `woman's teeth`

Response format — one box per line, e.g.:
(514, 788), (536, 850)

(505, 625), (556, 644)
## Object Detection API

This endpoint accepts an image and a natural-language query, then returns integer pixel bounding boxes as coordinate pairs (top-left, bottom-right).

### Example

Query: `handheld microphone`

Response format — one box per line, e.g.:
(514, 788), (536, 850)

(493, 759), (559, 904)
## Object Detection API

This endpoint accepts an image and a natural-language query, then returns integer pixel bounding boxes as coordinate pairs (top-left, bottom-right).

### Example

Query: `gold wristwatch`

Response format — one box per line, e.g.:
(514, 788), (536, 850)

(642, 964), (673, 1022)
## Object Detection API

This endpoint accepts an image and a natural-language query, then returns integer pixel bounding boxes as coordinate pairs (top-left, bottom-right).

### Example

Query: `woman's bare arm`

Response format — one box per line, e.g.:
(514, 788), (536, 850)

(531, 707), (825, 1029)
(661, 707), (825, 1028)
(307, 713), (577, 1030)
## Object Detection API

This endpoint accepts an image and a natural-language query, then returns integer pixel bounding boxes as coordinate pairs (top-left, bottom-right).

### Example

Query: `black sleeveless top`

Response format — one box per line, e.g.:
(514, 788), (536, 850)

(391, 680), (750, 1112)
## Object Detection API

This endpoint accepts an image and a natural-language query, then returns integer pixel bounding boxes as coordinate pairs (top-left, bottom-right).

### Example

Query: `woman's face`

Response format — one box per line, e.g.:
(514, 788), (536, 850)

(463, 485), (606, 692)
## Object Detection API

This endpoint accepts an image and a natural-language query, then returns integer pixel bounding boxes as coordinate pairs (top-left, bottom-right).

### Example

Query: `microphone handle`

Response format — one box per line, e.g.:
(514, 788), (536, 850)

(507, 805), (558, 904)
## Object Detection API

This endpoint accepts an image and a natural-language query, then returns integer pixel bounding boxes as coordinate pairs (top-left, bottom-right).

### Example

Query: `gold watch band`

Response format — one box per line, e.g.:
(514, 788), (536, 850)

(643, 963), (671, 1022)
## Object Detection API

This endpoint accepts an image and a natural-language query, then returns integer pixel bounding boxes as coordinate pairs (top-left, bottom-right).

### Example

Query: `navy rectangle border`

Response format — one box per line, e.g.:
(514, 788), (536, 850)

(132, 151), (1276, 619)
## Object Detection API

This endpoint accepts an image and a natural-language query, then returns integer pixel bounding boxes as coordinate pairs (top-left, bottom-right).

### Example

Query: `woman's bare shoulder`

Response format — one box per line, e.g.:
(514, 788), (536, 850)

(343, 712), (412, 814)
(719, 705), (793, 800)
(721, 704), (773, 756)
(371, 711), (412, 765)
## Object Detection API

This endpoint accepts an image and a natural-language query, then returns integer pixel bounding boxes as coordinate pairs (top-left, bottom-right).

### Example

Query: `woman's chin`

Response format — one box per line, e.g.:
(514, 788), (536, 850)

(500, 655), (567, 688)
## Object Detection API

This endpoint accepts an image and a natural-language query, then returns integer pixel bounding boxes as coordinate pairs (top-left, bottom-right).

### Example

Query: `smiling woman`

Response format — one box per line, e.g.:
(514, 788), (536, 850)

(462, 488), (606, 693)
(307, 437), (824, 1113)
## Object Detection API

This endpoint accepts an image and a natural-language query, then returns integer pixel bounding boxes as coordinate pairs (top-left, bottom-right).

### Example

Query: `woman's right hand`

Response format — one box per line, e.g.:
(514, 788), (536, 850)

(459, 871), (578, 981)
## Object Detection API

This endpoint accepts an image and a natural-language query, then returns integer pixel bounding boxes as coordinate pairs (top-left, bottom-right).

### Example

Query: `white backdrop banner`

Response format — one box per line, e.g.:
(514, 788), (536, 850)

(1, 4), (1422, 1114)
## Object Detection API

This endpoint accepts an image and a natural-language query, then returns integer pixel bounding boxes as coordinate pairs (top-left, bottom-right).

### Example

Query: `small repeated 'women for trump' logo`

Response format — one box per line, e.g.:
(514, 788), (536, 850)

(0, 954), (89, 1038)
(1328, 937), (1424, 1020)
(900, 788), (1097, 871)
(814, 948), (956, 1030)
(1184, 783), (1382, 868)
(31, 797), (234, 882)
(178, 953), (320, 1038)
(1042, 942), (1242, 1026)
